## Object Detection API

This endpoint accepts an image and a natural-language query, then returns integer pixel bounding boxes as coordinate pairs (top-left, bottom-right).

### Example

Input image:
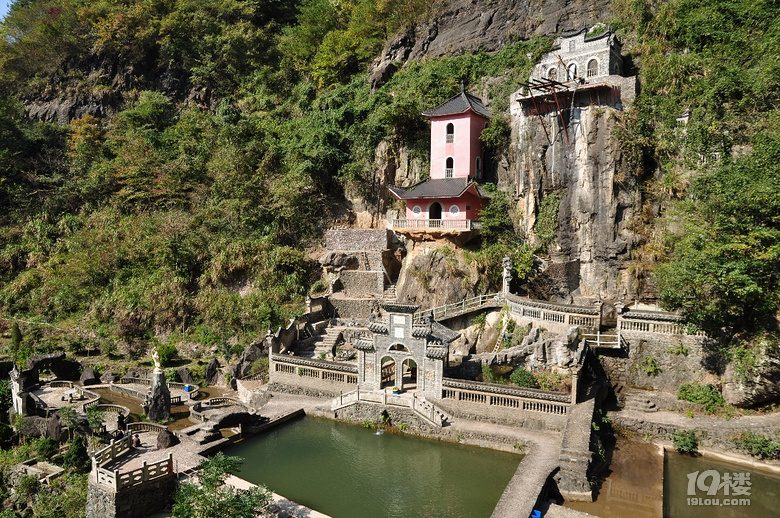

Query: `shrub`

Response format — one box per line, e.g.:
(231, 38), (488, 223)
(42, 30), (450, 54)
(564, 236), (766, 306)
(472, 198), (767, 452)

(62, 435), (89, 472)
(510, 368), (538, 388)
(33, 437), (58, 459)
(534, 370), (570, 392)
(677, 383), (726, 414)
(671, 430), (699, 455)
(731, 432), (780, 460)
(248, 357), (269, 381)
(156, 343), (178, 366)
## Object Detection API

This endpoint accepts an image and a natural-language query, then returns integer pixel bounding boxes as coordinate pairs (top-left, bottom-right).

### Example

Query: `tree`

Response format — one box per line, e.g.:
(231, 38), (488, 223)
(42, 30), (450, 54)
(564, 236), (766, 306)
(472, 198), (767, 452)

(172, 453), (271, 518)
(656, 136), (780, 333)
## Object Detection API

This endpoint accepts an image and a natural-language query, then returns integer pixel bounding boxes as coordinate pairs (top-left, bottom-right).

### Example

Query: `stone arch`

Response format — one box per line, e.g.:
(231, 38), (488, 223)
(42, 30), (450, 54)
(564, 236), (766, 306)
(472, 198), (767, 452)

(380, 356), (396, 388)
(587, 58), (598, 77)
(428, 201), (443, 223)
(567, 63), (577, 80)
(402, 358), (418, 390)
(388, 343), (409, 352)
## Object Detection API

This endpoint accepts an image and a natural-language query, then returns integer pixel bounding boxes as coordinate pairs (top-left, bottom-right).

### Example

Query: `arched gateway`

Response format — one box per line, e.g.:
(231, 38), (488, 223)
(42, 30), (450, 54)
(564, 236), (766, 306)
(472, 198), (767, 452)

(354, 304), (458, 398)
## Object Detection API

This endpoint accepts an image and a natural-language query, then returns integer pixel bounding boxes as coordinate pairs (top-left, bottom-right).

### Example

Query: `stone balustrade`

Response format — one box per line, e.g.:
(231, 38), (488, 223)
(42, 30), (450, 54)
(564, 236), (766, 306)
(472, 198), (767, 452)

(505, 293), (600, 332)
(391, 219), (473, 231)
(618, 309), (706, 336)
(441, 378), (570, 415)
(127, 422), (168, 434)
(332, 389), (448, 427)
(271, 354), (358, 385)
(95, 453), (173, 491)
(91, 435), (133, 468)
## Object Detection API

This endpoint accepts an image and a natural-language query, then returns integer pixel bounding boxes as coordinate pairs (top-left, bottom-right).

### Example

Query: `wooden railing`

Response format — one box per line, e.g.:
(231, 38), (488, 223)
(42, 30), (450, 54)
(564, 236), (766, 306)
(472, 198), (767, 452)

(95, 453), (173, 491)
(271, 354), (358, 385)
(441, 378), (570, 415)
(391, 219), (473, 231)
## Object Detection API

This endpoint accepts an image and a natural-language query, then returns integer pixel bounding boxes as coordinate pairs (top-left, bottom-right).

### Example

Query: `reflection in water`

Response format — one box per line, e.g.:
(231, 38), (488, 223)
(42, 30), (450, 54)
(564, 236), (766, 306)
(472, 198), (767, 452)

(664, 452), (780, 518)
(565, 439), (663, 518)
(225, 416), (521, 518)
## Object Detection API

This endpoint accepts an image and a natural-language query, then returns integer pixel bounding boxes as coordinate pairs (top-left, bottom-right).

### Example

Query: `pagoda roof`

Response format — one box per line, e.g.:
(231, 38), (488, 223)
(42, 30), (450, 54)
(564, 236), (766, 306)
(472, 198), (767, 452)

(422, 90), (491, 119)
(387, 178), (491, 200)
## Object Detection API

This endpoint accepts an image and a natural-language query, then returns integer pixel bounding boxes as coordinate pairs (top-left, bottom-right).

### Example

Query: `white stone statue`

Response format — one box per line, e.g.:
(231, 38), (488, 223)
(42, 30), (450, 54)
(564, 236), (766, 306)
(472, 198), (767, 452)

(502, 255), (513, 295)
(151, 347), (162, 372)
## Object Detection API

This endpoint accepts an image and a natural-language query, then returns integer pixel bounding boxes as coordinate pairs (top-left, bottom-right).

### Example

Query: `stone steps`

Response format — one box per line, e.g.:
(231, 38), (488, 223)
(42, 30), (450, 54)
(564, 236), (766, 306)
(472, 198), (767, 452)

(301, 327), (345, 359)
(622, 394), (658, 413)
(383, 284), (397, 302)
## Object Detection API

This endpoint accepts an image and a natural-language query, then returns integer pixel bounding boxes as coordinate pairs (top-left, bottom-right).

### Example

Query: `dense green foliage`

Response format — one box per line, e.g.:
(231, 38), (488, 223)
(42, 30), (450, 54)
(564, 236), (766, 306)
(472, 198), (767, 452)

(731, 431), (780, 460)
(509, 367), (537, 388)
(677, 382), (726, 414)
(0, 0), (549, 353)
(612, 0), (780, 334)
(172, 453), (270, 518)
(671, 429), (699, 455)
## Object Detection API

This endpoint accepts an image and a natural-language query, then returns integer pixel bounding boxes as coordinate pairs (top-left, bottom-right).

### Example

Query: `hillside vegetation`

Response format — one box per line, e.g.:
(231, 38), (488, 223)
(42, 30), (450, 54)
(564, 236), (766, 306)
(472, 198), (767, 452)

(0, 0), (543, 365)
(0, 0), (778, 361)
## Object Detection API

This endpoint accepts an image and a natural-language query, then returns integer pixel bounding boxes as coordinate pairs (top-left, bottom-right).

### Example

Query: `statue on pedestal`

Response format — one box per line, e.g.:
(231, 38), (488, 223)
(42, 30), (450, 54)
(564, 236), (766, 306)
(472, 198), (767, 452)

(502, 255), (513, 295)
(147, 347), (171, 421)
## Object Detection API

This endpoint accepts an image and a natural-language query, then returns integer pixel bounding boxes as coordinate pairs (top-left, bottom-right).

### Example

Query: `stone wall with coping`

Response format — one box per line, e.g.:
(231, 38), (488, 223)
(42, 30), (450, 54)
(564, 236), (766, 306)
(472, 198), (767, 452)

(86, 473), (176, 518)
(329, 297), (380, 320)
(338, 270), (384, 297)
(432, 397), (568, 431)
(599, 332), (710, 393)
(326, 229), (389, 251)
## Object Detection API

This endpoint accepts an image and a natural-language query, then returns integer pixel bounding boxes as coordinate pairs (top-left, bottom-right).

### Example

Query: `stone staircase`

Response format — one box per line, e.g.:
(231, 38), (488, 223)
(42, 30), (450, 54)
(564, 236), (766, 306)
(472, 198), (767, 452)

(301, 327), (345, 359)
(622, 393), (658, 413)
(383, 284), (397, 302)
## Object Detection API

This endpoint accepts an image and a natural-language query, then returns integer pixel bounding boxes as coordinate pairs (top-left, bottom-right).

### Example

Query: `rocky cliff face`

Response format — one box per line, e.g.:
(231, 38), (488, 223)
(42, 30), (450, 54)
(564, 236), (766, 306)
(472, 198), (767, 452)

(502, 98), (639, 304)
(370, 0), (613, 88)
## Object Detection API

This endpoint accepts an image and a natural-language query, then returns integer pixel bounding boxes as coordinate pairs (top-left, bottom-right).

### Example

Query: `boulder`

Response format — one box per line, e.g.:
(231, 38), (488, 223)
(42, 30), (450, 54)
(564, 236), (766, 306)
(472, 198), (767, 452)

(50, 360), (82, 381)
(156, 429), (180, 450)
(80, 367), (100, 386)
(229, 340), (266, 384)
(26, 352), (66, 371)
(176, 367), (194, 386)
(204, 358), (221, 386)
(723, 346), (780, 408)
(319, 252), (359, 269)
(147, 371), (171, 422)
(100, 371), (118, 384)
(46, 416), (64, 441)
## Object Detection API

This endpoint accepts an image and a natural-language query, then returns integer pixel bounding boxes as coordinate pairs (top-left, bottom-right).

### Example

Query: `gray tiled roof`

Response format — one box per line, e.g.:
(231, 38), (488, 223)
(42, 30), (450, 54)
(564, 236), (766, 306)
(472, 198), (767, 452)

(387, 178), (490, 200)
(430, 321), (461, 343)
(422, 91), (492, 118)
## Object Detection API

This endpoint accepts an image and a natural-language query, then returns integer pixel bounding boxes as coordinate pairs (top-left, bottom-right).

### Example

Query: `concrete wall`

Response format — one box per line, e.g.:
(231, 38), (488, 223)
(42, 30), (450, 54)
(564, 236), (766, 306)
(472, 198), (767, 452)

(326, 229), (389, 251)
(599, 332), (710, 392)
(86, 474), (176, 518)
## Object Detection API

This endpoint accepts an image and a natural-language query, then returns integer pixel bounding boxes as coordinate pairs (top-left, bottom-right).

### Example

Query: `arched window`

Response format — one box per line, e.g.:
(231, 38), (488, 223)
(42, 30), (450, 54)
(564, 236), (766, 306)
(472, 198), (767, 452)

(587, 59), (598, 77)
(475, 156), (482, 178)
(548, 68), (557, 81)
(412, 205), (421, 216)
(445, 157), (454, 178)
(567, 63), (577, 80)
(449, 205), (460, 216)
(446, 123), (454, 143)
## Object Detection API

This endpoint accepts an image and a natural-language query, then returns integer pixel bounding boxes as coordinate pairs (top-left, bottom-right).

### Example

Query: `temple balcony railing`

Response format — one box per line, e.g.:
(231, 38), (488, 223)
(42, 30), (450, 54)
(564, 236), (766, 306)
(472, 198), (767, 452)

(391, 219), (473, 231)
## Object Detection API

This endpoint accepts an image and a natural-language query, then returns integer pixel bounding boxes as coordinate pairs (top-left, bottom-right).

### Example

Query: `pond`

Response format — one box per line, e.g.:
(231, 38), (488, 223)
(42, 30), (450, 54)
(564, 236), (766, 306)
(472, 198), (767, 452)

(564, 438), (780, 518)
(664, 451), (780, 518)
(224, 416), (522, 518)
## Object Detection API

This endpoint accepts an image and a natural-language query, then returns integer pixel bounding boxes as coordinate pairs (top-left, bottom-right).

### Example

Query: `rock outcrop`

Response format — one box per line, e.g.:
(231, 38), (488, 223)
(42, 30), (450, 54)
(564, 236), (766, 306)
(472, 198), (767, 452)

(370, 0), (614, 88)
(723, 346), (780, 408)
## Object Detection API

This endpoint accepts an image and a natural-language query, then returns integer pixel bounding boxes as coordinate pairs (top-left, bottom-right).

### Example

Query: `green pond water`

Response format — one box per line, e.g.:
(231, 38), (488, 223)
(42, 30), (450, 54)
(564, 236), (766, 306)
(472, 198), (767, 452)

(664, 452), (780, 518)
(225, 417), (522, 518)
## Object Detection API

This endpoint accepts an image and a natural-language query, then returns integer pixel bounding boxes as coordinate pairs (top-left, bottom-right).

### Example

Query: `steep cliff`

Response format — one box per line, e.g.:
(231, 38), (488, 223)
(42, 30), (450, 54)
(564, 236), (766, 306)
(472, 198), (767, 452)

(503, 97), (638, 303)
(370, 0), (614, 88)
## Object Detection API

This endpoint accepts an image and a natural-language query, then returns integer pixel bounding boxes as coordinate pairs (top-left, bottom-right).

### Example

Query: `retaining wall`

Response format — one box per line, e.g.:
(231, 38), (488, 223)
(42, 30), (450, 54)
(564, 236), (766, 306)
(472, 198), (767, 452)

(86, 471), (175, 518)
(326, 229), (388, 251)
